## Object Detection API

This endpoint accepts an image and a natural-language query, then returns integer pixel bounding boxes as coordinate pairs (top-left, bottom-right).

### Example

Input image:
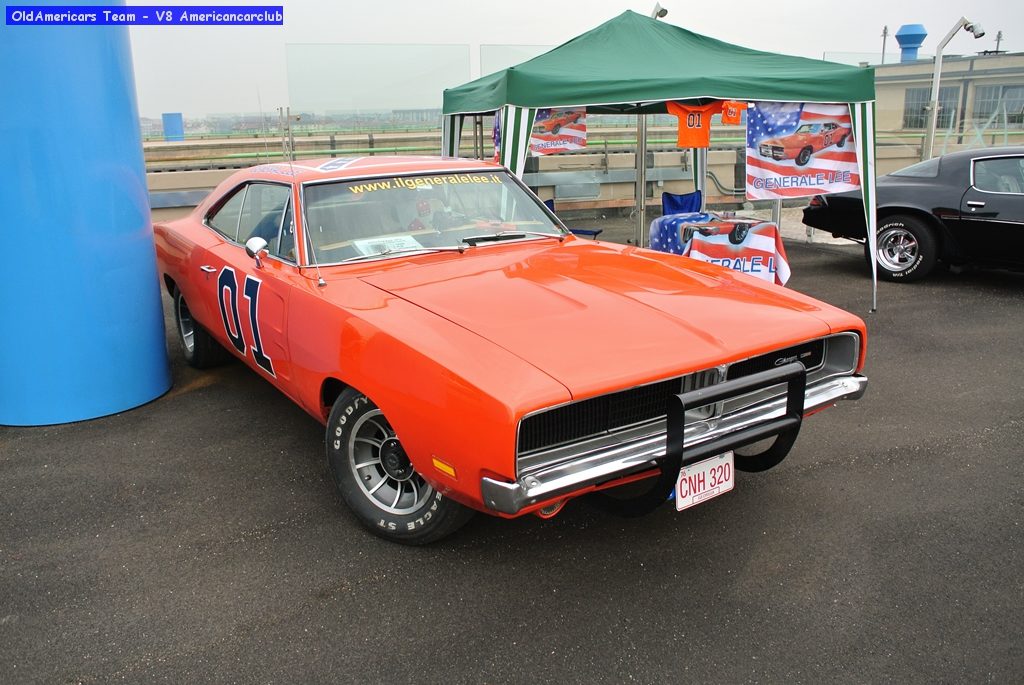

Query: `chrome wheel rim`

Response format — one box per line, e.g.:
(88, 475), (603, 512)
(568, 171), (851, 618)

(177, 297), (195, 354)
(877, 226), (918, 272)
(348, 409), (432, 515)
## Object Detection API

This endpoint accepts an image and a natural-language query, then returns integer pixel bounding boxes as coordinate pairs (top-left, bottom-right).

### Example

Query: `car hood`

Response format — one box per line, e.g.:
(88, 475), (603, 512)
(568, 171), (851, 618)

(358, 241), (835, 399)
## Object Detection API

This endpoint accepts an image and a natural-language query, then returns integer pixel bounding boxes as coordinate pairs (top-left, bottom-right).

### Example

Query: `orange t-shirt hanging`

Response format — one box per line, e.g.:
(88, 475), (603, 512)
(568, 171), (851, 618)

(666, 101), (722, 148)
(720, 100), (746, 125)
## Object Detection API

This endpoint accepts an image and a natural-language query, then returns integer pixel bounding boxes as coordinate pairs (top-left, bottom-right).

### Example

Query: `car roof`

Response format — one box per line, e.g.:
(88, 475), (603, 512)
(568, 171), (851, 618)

(940, 146), (1024, 163)
(242, 156), (504, 184)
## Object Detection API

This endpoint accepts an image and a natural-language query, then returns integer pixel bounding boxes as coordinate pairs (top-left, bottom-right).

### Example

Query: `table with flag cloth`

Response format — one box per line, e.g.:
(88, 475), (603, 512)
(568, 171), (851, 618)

(649, 212), (792, 286)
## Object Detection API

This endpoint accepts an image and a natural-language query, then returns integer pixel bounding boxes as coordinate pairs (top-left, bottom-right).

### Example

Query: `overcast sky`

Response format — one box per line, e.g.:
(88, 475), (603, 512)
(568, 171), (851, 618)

(128, 0), (1020, 118)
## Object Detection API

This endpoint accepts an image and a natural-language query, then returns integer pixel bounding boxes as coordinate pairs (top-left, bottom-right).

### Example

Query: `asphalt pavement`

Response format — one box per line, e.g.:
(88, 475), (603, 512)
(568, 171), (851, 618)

(2, 230), (1023, 684)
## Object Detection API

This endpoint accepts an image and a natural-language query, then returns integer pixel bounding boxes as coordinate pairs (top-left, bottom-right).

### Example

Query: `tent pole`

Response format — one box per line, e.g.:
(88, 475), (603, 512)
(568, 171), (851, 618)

(693, 148), (707, 211)
(473, 116), (484, 159)
(636, 110), (647, 247)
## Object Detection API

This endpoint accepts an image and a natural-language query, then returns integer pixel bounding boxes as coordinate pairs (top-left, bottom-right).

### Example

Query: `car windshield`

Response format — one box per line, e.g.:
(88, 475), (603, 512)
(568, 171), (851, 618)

(891, 157), (941, 178)
(795, 124), (821, 134)
(301, 171), (565, 265)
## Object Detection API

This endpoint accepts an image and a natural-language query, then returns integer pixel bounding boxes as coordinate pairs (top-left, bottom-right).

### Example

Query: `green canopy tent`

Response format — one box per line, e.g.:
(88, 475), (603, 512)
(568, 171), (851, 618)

(442, 10), (879, 309)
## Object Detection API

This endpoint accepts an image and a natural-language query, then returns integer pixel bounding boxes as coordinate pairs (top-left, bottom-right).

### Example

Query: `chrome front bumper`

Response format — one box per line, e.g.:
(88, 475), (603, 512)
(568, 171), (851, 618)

(480, 373), (867, 515)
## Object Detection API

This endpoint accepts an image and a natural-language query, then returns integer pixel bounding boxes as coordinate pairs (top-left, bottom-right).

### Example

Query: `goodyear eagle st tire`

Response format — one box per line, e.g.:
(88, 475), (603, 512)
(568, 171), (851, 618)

(869, 215), (938, 283)
(326, 388), (473, 545)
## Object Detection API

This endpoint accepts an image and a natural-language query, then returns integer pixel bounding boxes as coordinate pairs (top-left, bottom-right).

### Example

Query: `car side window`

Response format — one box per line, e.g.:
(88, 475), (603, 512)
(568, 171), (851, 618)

(974, 158), (1024, 194)
(238, 183), (292, 248)
(207, 186), (247, 241)
(275, 199), (295, 262)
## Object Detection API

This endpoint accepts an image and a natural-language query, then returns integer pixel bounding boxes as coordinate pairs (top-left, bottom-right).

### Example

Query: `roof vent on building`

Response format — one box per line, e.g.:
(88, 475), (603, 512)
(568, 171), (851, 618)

(895, 24), (928, 62)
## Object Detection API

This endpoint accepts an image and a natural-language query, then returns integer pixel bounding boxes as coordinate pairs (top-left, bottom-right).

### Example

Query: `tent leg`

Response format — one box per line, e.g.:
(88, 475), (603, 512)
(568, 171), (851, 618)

(693, 148), (708, 212)
(473, 115), (484, 159)
(636, 111), (647, 247)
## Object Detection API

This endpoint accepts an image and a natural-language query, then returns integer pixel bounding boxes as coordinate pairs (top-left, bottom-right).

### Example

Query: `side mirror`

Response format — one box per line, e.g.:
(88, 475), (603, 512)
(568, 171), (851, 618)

(245, 236), (269, 268)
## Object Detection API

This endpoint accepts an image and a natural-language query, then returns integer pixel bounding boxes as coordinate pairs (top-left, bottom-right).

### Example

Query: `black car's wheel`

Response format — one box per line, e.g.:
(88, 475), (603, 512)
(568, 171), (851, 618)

(795, 147), (813, 166)
(551, 123), (561, 135)
(173, 287), (231, 368)
(869, 215), (938, 282)
(326, 388), (473, 545)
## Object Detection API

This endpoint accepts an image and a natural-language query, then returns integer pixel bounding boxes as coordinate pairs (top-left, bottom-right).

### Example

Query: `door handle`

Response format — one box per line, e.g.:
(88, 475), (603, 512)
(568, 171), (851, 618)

(966, 201), (986, 208)
(200, 265), (217, 273)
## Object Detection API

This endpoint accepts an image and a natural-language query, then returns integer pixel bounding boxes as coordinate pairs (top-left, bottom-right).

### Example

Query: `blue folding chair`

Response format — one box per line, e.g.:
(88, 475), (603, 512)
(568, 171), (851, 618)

(661, 189), (703, 216)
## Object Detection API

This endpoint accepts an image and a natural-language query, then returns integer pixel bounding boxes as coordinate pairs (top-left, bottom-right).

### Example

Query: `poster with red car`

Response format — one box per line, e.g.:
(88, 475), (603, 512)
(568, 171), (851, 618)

(530, 107), (587, 155)
(745, 102), (860, 200)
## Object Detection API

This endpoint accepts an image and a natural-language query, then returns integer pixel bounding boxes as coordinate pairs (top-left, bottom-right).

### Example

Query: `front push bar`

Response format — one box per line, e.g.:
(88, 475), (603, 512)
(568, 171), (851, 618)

(667, 361), (807, 468)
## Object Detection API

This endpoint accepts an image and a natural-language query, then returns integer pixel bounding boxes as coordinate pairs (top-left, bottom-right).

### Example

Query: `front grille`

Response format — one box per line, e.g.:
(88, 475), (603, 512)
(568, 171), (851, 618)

(518, 369), (719, 455)
(727, 339), (825, 380)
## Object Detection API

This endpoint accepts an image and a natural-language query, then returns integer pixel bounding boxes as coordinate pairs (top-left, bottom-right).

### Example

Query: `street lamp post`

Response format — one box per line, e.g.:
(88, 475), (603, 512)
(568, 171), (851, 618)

(922, 16), (985, 161)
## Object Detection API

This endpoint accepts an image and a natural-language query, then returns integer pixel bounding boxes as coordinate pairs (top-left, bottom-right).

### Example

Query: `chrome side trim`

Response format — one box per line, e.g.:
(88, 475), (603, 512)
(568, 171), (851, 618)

(481, 374), (867, 515)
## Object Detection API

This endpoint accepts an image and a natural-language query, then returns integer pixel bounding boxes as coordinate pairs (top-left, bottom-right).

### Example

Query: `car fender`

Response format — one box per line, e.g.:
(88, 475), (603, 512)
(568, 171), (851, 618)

(284, 278), (572, 507)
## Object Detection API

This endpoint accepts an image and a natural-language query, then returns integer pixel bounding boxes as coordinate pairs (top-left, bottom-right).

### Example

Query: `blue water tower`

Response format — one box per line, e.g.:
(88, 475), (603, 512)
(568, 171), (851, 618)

(0, 2), (172, 425)
(895, 24), (928, 62)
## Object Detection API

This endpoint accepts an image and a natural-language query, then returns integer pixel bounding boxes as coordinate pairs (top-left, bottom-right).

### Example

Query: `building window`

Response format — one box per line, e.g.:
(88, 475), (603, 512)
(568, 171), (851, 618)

(903, 86), (960, 129)
(973, 85), (1024, 126)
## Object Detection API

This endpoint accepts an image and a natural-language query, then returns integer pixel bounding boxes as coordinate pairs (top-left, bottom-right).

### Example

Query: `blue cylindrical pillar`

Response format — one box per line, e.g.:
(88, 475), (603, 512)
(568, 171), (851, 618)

(0, 2), (172, 425)
(162, 112), (185, 141)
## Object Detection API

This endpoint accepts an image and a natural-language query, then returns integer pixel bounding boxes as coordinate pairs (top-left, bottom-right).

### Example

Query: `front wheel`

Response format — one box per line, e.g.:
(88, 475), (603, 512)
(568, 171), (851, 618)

(173, 287), (231, 368)
(868, 215), (938, 282)
(326, 389), (473, 545)
(795, 147), (813, 166)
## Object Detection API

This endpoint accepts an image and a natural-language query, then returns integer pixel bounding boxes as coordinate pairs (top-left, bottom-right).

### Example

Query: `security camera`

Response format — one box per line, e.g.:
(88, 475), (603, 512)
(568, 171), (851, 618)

(965, 21), (985, 38)
(650, 3), (668, 18)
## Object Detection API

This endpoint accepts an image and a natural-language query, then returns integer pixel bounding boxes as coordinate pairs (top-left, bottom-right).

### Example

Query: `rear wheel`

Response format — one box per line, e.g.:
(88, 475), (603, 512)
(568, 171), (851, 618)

(868, 214), (938, 282)
(326, 388), (473, 544)
(837, 134), (848, 148)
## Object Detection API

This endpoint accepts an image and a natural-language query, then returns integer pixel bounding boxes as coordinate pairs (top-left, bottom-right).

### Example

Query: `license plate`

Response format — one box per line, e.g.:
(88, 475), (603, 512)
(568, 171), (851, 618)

(675, 451), (734, 511)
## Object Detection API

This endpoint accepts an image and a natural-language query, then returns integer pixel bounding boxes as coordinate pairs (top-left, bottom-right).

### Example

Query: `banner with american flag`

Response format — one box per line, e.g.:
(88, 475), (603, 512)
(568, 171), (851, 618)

(682, 221), (791, 286)
(529, 108), (587, 155)
(745, 102), (860, 200)
(649, 215), (791, 286)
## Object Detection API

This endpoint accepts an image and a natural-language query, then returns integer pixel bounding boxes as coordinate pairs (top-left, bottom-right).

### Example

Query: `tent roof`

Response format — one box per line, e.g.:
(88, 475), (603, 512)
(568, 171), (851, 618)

(443, 11), (874, 115)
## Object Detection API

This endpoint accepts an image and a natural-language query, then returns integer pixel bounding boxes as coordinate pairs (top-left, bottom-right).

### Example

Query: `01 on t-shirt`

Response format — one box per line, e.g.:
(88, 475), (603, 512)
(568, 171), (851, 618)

(720, 100), (746, 125)
(666, 101), (723, 148)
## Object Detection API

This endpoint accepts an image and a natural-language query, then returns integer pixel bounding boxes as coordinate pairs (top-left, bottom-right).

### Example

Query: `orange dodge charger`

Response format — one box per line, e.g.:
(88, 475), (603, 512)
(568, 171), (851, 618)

(155, 156), (867, 544)
(758, 121), (854, 166)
